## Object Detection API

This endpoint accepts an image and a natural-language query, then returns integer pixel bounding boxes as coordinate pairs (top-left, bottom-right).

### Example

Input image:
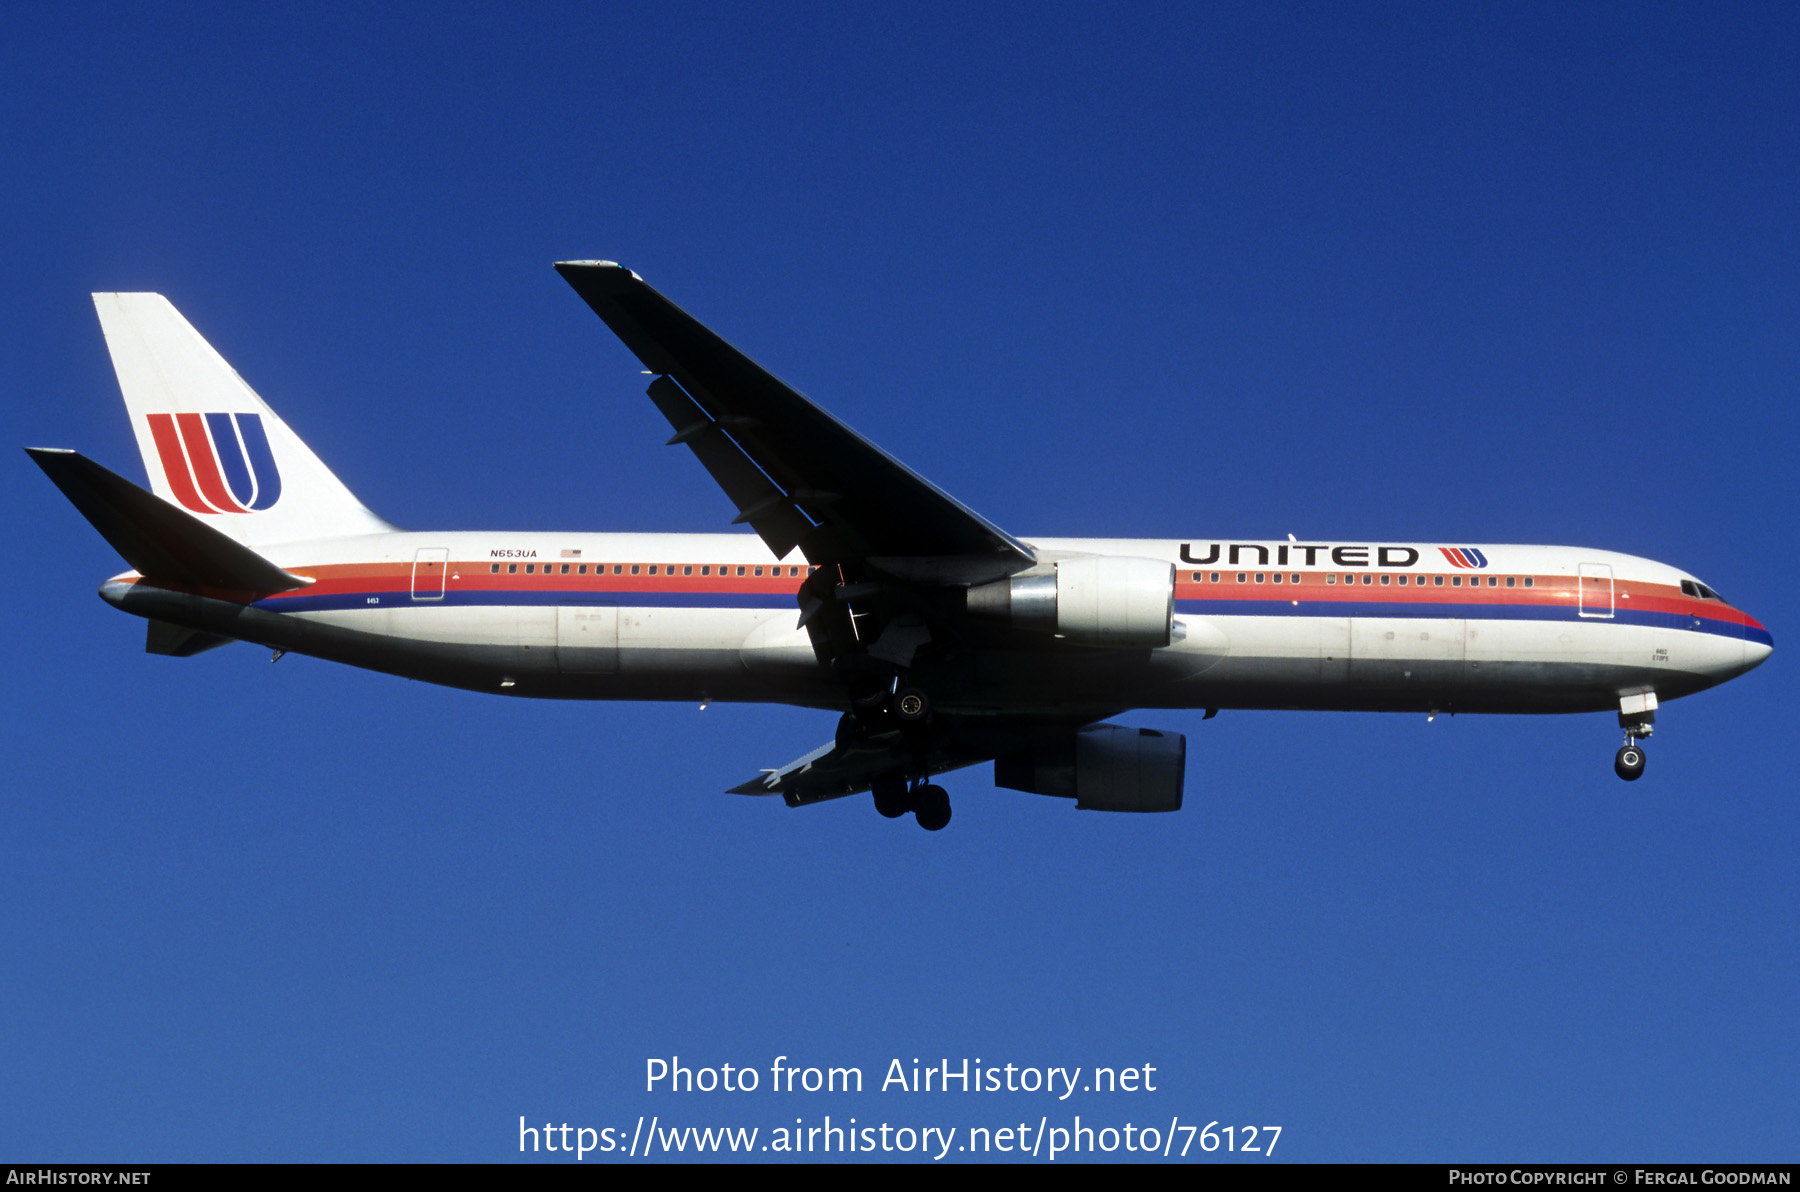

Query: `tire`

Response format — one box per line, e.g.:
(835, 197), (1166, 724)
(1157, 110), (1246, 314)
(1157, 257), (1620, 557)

(1614, 745), (1646, 782)
(850, 682), (891, 713)
(891, 687), (931, 725)
(914, 784), (952, 831)
(871, 775), (910, 818)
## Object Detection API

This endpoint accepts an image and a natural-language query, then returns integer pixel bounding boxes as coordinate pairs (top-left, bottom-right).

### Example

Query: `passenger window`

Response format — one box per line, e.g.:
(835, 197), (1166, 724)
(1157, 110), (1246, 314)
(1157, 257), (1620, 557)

(1524, 577), (1533, 588)
(1361, 574), (1372, 585)
(489, 563), (499, 574)
(631, 565), (640, 575)
(1452, 576), (1462, 587)
(1505, 576), (1514, 587)
(1434, 575), (1444, 586)
(1210, 572), (1220, 583)
(755, 566), (764, 576)
(1271, 573), (1281, 584)
(613, 565), (623, 575)
(1291, 574), (1300, 584)
(737, 566), (746, 576)
(1191, 572), (1202, 582)
(1326, 574), (1336, 585)
(560, 564), (570, 574)
(1380, 575), (1390, 586)
(1237, 573), (1246, 583)
(507, 563), (517, 575)
(684, 565), (693, 576)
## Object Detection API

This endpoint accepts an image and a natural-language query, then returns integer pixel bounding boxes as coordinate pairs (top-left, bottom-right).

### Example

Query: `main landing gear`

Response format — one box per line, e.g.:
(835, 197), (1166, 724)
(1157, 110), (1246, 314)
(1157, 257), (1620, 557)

(871, 775), (952, 831)
(849, 678), (932, 727)
(845, 674), (947, 829)
(1614, 692), (1656, 782)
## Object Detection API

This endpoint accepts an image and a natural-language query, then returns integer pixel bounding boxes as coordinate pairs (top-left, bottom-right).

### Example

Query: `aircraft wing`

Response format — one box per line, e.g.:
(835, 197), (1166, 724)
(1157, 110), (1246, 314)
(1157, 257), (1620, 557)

(728, 715), (1091, 805)
(556, 261), (1034, 577)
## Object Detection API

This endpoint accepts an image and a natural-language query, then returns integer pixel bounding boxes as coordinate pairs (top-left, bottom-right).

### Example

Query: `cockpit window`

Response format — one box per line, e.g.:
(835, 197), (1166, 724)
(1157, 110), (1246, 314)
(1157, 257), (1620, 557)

(1684, 579), (1725, 601)
(1697, 582), (1724, 601)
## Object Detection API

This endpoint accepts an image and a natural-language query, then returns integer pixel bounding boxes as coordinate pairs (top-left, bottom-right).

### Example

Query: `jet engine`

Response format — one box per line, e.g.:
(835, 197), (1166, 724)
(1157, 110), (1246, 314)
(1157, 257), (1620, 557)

(966, 556), (1174, 647)
(994, 723), (1186, 812)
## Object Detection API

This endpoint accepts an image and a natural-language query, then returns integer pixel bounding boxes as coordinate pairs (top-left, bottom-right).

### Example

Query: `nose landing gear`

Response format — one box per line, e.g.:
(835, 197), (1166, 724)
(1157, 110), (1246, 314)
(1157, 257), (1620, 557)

(1614, 692), (1656, 782)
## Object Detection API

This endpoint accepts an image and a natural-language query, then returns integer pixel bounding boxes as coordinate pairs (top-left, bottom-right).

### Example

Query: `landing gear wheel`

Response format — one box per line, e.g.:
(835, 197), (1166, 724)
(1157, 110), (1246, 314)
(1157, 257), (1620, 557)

(1615, 744), (1646, 782)
(913, 783), (952, 831)
(850, 682), (891, 715)
(871, 775), (910, 818)
(891, 687), (931, 725)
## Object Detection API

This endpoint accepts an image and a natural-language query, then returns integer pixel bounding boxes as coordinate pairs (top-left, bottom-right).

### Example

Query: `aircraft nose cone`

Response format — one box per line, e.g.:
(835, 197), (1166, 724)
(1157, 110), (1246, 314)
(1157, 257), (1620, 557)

(1742, 615), (1772, 673)
(1742, 626), (1771, 673)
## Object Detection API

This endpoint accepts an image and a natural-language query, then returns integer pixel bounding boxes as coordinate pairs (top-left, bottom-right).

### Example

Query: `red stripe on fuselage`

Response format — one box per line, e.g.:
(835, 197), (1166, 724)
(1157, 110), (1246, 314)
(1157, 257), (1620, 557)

(260, 561), (1755, 635)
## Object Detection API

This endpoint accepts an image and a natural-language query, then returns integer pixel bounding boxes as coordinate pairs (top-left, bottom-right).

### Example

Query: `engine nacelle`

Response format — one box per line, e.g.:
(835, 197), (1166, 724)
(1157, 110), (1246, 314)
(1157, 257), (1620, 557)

(995, 723), (1186, 812)
(967, 556), (1173, 647)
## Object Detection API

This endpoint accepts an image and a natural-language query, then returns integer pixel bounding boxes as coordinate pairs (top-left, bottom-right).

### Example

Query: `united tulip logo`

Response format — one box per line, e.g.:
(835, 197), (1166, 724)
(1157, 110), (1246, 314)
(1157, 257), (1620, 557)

(1439, 547), (1489, 569)
(146, 412), (282, 513)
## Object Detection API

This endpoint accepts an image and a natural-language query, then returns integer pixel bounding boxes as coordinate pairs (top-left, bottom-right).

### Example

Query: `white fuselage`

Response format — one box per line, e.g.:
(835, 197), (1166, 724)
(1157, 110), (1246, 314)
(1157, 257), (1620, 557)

(102, 533), (1772, 720)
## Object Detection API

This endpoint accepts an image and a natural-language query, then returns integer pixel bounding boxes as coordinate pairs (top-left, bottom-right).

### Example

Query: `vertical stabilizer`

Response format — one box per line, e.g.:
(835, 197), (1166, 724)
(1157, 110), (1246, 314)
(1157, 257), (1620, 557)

(94, 293), (393, 546)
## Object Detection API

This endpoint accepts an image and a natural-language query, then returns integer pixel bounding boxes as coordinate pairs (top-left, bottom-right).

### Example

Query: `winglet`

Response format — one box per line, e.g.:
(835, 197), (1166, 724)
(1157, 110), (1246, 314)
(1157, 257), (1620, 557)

(27, 447), (312, 597)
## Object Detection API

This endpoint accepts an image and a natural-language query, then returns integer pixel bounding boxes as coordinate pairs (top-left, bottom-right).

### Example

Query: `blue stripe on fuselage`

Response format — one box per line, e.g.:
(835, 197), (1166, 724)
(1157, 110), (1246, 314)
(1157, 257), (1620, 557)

(1171, 597), (1749, 640)
(252, 587), (1754, 643)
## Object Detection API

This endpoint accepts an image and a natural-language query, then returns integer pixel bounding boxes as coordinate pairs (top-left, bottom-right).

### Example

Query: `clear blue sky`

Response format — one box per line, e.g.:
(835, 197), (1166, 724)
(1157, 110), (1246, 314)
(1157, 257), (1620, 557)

(3, 2), (1795, 1163)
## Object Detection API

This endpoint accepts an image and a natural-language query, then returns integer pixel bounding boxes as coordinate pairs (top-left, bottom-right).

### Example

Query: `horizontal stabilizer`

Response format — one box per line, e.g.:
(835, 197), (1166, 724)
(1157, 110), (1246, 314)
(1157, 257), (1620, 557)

(26, 448), (311, 597)
(145, 619), (237, 656)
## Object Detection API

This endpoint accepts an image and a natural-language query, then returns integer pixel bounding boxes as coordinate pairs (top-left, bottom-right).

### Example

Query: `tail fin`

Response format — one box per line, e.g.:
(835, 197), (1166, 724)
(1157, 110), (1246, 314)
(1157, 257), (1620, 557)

(94, 293), (393, 546)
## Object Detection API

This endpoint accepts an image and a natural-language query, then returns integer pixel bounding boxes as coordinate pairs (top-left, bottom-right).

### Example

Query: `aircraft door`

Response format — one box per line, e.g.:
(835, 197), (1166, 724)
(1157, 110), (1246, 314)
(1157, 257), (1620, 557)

(411, 547), (449, 600)
(1578, 563), (1614, 619)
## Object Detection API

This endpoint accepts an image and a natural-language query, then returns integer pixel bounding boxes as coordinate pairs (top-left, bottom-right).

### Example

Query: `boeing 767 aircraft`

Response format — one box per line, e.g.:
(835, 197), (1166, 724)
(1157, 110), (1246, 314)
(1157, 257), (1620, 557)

(29, 262), (1772, 830)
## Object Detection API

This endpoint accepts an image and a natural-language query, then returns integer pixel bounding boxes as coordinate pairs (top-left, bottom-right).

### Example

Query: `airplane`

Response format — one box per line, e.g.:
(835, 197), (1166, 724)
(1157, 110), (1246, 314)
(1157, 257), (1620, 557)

(29, 263), (1773, 831)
